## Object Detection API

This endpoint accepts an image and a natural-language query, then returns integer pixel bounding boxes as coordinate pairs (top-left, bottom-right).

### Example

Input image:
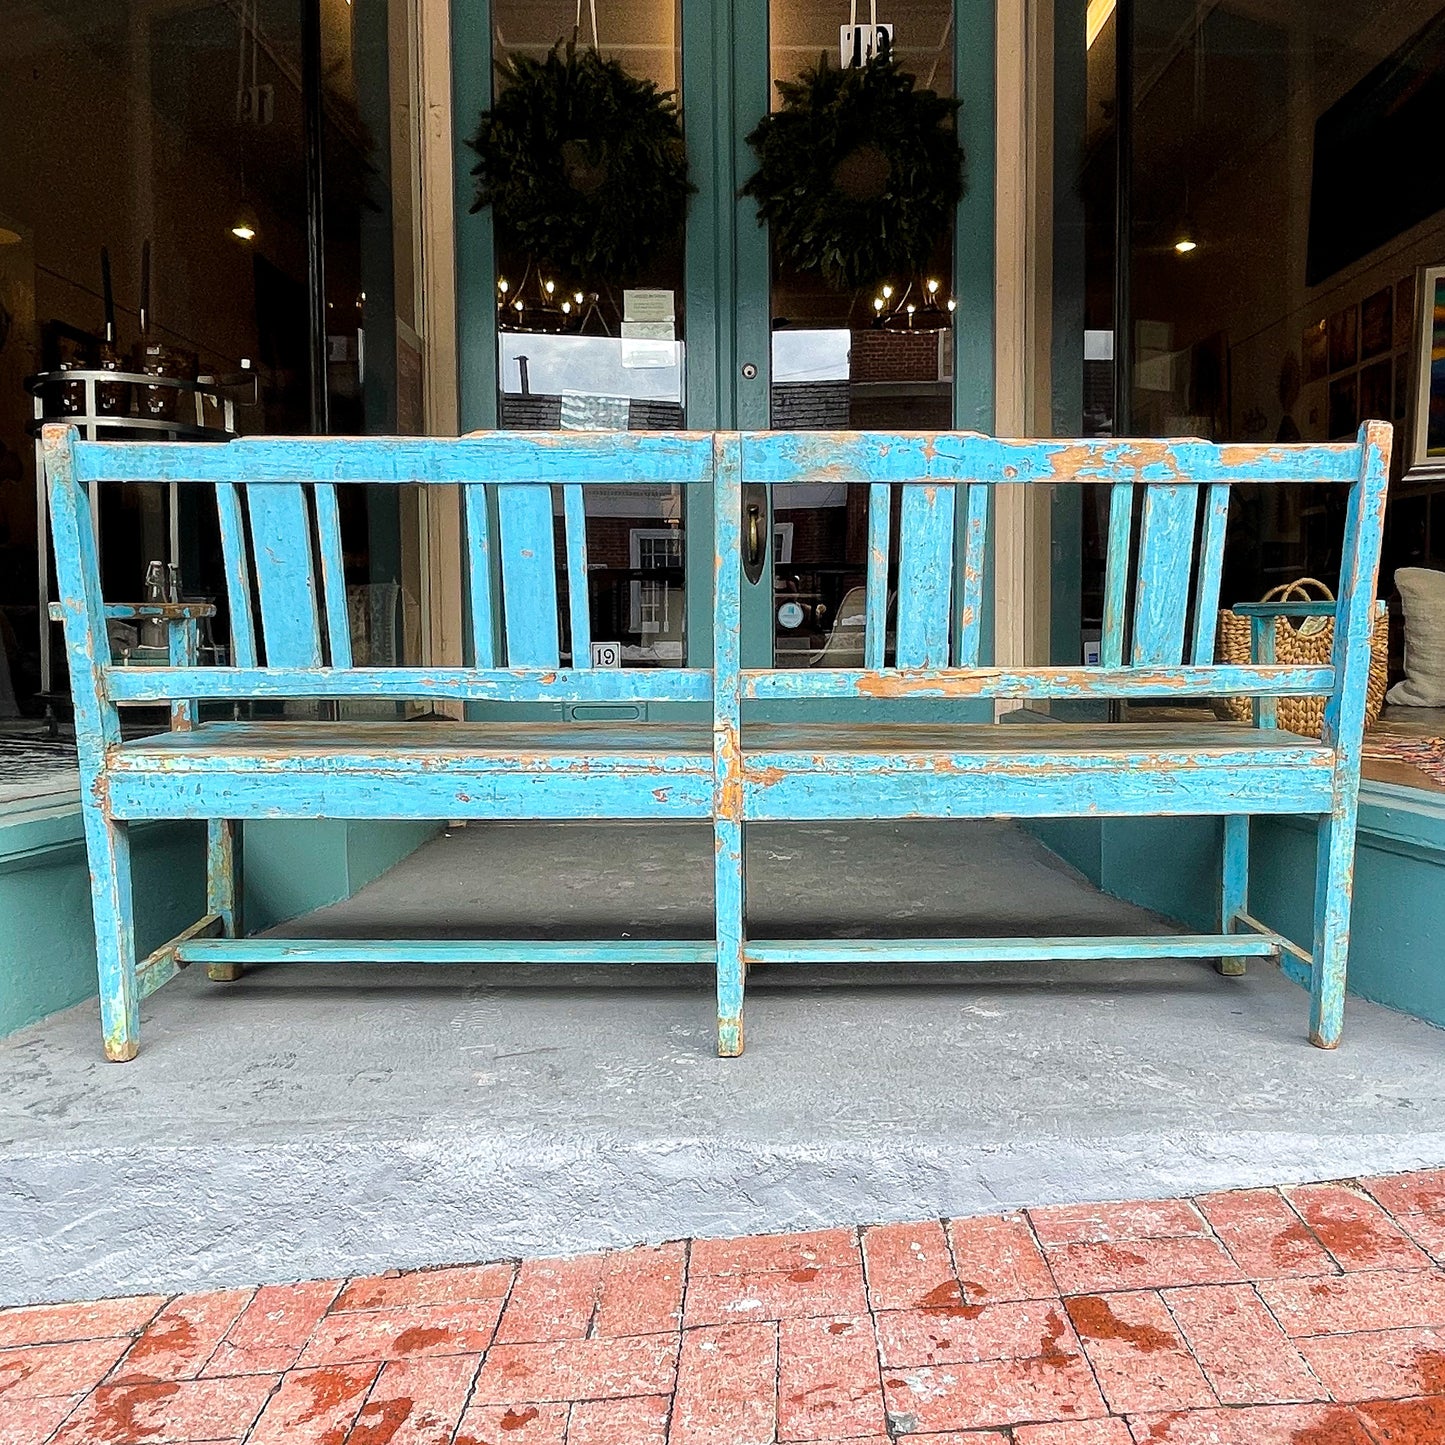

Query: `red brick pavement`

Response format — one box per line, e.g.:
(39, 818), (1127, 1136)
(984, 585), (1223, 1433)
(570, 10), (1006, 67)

(2, 1170), (1444, 1443)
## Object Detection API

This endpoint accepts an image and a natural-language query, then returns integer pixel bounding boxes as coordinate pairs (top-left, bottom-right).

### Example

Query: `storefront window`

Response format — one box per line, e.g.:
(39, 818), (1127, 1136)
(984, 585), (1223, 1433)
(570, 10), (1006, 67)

(767, 0), (959, 665)
(1053, 0), (1445, 669)
(0, 0), (421, 720)
(487, 0), (686, 667)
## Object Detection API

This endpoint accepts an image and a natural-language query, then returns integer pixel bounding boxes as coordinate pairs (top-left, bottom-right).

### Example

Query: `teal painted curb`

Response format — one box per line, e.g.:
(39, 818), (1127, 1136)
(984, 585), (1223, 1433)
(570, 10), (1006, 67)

(1032, 782), (1445, 1030)
(0, 810), (439, 1038)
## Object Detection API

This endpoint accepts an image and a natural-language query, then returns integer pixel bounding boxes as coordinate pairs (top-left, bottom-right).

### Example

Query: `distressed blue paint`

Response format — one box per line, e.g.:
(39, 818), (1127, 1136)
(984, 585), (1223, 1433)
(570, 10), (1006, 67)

(215, 482), (258, 667)
(70, 431), (717, 485)
(177, 938), (716, 965)
(713, 433), (745, 1056)
(1191, 484), (1231, 664)
(1131, 484), (1198, 666)
(737, 432), (1362, 486)
(496, 484), (560, 667)
(42, 421), (1390, 1062)
(246, 485), (323, 668)
(313, 484), (353, 668)
(1219, 814), (1250, 977)
(741, 665), (1338, 700)
(1101, 482), (1134, 667)
(954, 484), (989, 667)
(462, 484), (497, 668)
(865, 482), (890, 670)
(745, 935), (1279, 964)
(106, 667), (715, 704)
(562, 485), (591, 664)
(896, 484), (956, 668)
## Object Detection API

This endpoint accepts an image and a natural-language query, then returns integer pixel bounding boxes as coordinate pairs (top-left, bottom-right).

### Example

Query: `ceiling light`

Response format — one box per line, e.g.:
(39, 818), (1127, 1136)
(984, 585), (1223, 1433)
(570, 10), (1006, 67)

(229, 203), (259, 242)
(1174, 238), (1198, 254)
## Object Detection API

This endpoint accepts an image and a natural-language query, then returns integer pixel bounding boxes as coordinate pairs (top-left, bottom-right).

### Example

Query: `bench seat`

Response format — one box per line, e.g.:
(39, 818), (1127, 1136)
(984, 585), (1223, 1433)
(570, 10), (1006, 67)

(107, 719), (1334, 822)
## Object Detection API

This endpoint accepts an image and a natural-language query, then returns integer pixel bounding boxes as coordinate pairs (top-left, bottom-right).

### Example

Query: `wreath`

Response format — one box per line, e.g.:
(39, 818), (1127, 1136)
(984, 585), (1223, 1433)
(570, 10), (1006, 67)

(743, 48), (964, 293)
(468, 34), (692, 285)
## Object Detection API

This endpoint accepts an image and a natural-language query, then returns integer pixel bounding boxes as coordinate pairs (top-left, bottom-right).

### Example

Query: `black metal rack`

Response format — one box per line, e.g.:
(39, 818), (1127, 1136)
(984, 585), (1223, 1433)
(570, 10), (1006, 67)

(24, 367), (257, 718)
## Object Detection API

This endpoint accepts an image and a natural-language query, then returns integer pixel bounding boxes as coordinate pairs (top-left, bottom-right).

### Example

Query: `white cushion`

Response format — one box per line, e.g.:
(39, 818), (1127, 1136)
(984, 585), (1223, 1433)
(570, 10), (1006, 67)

(1388, 567), (1445, 707)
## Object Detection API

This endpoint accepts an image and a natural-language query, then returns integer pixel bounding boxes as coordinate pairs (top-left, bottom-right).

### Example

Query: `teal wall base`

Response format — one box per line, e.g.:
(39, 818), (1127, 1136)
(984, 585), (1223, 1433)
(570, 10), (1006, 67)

(0, 809), (205, 1037)
(1031, 785), (1445, 1030)
(0, 809), (439, 1038)
(242, 820), (441, 931)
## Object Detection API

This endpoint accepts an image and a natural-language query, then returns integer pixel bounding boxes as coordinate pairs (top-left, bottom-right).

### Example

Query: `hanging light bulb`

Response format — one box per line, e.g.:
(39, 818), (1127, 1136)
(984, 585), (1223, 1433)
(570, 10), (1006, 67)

(574, 291), (585, 306)
(946, 298), (957, 312)
(498, 277), (509, 294)
(927, 278), (940, 296)
(881, 284), (894, 300)
(1174, 237), (1198, 254)
(229, 203), (259, 242)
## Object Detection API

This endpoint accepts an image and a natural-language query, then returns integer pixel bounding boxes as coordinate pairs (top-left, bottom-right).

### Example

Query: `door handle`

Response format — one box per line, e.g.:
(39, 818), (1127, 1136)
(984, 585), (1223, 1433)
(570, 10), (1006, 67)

(743, 486), (769, 585)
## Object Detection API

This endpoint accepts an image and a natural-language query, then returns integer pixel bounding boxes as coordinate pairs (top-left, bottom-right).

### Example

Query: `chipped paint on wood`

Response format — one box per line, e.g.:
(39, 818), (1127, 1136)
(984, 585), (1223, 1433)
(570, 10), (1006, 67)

(40, 421), (1389, 1061)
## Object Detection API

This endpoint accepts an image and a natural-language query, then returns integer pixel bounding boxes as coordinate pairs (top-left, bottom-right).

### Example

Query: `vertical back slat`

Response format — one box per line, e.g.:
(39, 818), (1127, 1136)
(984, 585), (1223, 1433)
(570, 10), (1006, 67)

(864, 482), (891, 669)
(214, 482), (257, 667)
(246, 484), (322, 668)
(562, 484), (591, 666)
(1190, 483), (1231, 664)
(462, 483), (496, 668)
(496, 483), (560, 667)
(1101, 482), (1133, 667)
(1130, 483), (1199, 666)
(313, 483), (352, 668)
(953, 483), (989, 667)
(895, 483), (956, 668)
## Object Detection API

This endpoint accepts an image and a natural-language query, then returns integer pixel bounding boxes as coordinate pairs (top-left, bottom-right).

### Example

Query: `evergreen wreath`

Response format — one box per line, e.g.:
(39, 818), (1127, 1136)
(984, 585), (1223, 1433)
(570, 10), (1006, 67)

(743, 48), (964, 292)
(469, 34), (692, 283)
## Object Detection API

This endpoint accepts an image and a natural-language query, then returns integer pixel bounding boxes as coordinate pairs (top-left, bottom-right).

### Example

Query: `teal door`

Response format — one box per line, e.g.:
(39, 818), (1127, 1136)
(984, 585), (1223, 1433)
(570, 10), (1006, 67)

(451, 0), (994, 705)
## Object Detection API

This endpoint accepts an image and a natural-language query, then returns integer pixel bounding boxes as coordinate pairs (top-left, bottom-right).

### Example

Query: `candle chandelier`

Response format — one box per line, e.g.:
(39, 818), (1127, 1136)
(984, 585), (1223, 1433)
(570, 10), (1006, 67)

(868, 277), (957, 331)
(496, 273), (611, 335)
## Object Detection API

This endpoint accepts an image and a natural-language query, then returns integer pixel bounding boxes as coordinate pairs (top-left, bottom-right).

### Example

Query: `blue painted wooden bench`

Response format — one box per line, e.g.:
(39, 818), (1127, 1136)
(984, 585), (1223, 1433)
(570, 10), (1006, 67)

(43, 421), (1390, 1062)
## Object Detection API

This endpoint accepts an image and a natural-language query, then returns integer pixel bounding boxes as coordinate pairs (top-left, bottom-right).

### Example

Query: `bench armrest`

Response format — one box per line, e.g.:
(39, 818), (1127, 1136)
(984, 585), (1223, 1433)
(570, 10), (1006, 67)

(1229, 601), (1335, 619)
(49, 602), (217, 623)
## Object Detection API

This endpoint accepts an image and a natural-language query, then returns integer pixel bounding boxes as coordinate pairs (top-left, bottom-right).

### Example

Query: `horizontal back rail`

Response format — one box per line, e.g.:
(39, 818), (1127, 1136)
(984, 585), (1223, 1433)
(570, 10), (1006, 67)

(738, 431), (1364, 486)
(67, 432), (718, 485)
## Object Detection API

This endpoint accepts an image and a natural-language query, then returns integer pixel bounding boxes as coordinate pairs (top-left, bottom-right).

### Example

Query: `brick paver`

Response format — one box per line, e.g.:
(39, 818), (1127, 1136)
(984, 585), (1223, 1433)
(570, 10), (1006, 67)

(3, 1169), (1445, 1442)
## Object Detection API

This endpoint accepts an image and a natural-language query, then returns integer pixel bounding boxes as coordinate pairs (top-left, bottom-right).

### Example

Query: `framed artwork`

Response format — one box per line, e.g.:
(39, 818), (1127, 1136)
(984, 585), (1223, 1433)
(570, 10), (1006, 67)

(1412, 264), (1445, 466)
(1329, 373), (1358, 438)
(1361, 286), (1392, 359)
(1302, 318), (1328, 381)
(1359, 358), (1391, 424)
(1328, 304), (1358, 372)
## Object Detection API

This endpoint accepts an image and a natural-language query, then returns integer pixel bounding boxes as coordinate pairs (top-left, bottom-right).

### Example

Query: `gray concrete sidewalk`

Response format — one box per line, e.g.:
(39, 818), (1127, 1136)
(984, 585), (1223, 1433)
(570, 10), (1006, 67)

(2, 820), (1441, 1304)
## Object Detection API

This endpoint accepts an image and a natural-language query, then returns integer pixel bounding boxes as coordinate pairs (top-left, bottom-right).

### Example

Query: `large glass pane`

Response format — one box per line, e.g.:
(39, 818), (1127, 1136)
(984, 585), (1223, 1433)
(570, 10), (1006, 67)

(1054, 0), (1445, 684)
(767, 0), (958, 665)
(0, 0), (422, 731)
(488, 2), (686, 669)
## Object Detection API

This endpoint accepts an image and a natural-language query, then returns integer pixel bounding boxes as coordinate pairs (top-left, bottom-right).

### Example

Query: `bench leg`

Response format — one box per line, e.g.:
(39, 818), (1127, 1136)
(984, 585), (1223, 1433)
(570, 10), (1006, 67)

(715, 816), (745, 1057)
(1308, 807), (1357, 1049)
(84, 811), (140, 1062)
(1217, 815), (1249, 976)
(206, 819), (243, 982)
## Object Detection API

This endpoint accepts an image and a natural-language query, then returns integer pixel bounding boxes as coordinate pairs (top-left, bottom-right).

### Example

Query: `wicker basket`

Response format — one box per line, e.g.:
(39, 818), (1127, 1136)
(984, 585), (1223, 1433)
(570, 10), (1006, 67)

(1217, 578), (1388, 737)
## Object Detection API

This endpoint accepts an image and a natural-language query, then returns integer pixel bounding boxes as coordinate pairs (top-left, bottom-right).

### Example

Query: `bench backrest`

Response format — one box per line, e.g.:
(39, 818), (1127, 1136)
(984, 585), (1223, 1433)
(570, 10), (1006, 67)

(724, 427), (1390, 754)
(44, 428), (717, 723)
(45, 424), (1390, 756)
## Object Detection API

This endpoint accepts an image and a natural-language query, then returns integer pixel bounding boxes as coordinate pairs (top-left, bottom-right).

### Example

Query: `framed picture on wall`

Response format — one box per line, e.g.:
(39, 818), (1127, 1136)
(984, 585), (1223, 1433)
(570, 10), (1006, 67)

(1413, 264), (1445, 466)
(1329, 373), (1358, 438)
(1361, 286), (1393, 359)
(1328, 304), (1359, 372)
(1360, 358), (1391, 424)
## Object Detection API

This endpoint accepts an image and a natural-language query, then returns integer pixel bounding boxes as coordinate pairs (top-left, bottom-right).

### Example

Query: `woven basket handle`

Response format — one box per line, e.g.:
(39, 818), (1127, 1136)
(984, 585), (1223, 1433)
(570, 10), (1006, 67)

(1260, 577), (1336, 604)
